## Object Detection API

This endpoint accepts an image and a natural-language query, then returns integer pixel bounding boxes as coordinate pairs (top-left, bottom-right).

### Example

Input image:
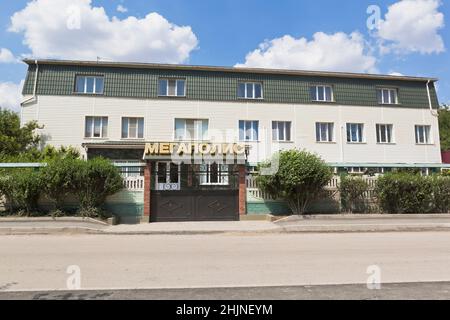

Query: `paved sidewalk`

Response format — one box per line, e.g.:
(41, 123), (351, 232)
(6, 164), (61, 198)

(275, 214), (450, 233)
(104, 221), (279, 235)
(1, 215), (450, 235)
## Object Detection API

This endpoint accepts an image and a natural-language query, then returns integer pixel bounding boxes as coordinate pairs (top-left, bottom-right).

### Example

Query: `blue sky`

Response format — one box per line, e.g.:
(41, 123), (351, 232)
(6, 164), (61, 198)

(0, 0), (449, 110)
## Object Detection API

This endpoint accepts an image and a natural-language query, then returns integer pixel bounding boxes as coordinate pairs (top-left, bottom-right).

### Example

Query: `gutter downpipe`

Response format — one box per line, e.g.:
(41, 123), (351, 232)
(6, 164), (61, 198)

(21, 60), (39, 106)
(426, 80), (439, 117)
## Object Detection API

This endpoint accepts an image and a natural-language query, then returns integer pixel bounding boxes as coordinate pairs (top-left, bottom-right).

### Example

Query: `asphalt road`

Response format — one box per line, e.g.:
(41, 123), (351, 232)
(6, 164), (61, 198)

(2, 282), (450, 300)
(1, 232), (450, 294)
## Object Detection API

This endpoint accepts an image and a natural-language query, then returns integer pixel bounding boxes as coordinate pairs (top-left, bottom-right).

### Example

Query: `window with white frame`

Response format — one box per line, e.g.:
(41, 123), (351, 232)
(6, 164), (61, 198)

(113, 160), (144, 177)
(377, 88), (398, 105)
(310, 85), (333, 102)
(85, 116), (108, 138)
(376, 124), (394, 144)
(272, 121), (292, 142)
(348, 167), (367, 174)
(346, 123), (365, 143)
(175, 119), (209, 141)
(158, 79), (186, 97)
(316, 122), (334, 142)
(122, 117), (144, 139)
(239, 120), (259, 141)
(76, 76), (104, 94)
(200, 163), (229, 185)
(415, 125), (432, 144)
(238, 82), (263, 99)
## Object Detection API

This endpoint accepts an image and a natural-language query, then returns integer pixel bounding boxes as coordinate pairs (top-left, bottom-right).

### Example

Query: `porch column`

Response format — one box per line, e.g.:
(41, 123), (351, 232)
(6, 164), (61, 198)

(142, 161), (152, 223)
(238, 165), (247, 216)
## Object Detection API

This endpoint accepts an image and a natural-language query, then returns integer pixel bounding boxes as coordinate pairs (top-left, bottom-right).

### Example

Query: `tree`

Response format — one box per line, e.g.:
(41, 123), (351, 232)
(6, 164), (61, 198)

(439, 104), (450, 151)
(0, 108), (43, 157)
(257, 150), (333, 215)
(41, 157), (80, 211)
(73, 157), (124, 217)
(339, 175), (370, 213)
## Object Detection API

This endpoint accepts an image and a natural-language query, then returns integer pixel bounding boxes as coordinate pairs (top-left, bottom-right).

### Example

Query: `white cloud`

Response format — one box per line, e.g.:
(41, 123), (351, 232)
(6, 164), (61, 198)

(389, 72), (404, 76)
(236, 32), (377, 73)
(377, 0), (445, 54)
(116, 5), (128, 13)
(0, 48), (16, 63)
(0, 81), (24, 112)
(9, 0), (198, 64)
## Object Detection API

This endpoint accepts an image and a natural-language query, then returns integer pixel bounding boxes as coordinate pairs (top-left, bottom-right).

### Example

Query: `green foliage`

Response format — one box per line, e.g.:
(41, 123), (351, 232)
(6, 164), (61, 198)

(439, 107), (450, 151)
(257, 150), (333, 215)
(375, 173), (435, 213)
(73, 157), (123, 217)
(41, 157), (81, 210)
(0, 108), (43, 157)
(0, 145), (80, 163)
(0, 168), (43, 215)
(339, 175), (370, 213)
(38, 145), (80, 161)
(431, 176), (450, 213)
(1, 157), (122, 217)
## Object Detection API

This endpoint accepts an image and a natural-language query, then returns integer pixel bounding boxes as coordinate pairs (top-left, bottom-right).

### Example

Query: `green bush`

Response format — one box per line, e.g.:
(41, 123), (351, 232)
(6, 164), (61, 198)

(0, 173), (14, 212)
(257, 150), (333, 215)
(431, 176), (450, 213)
(73, 157), (123, 217)
(375, 173), (434, 214)
(41, 157), (81, 211)
(1, 156), (123, 218)
(0, 168), (43, 215)
(339, 175), (370, 213)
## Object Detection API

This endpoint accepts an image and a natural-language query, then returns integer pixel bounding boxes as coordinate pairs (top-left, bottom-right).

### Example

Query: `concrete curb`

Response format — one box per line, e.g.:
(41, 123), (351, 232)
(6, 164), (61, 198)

(0, 227), (104, 236)
(0, 217), (109, 226)
(2, 215), (450, 236)
(2, 225), (450, 236)
(279, 224), (450, 233)
(276, 214), (450, 223)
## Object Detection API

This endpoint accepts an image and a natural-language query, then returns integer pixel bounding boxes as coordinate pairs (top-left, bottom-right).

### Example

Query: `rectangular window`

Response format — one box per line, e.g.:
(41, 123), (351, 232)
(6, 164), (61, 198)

(415, 125), (432, 144)
(113, 160), (144, 177)
(377, 88), (398, 104)
(239, 120), (259, 141)
(159, 79), (186, 97)
(237, 82), (263, 99)
(200, 163), (229, 186)
(85, 116), (108, 138)
(346, 123), (364, 143)
(76, 76), (104, 94)
(310, 85), (333, 102)
(316, 122), (334, 142)
(122, 117), (144, 139)
(376, 124), (394, 143)
(272, 121), (292, 142)
(348, 167), (367, 174)
(175, 119), (208, 141)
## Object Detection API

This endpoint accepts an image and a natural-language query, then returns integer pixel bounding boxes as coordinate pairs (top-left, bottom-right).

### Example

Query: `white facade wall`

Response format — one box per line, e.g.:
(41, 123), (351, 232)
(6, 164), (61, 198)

(21, 95), (442, 165)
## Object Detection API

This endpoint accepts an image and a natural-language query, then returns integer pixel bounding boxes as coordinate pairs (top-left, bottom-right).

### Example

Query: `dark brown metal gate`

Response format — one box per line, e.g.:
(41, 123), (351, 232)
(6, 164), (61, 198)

(150, 163), (240, 222)
(151, 190), (239, 222)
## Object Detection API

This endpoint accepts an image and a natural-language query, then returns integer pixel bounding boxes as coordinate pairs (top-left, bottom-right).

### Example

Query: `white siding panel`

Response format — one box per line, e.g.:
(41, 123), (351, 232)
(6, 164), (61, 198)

(20, 95), (443, 165)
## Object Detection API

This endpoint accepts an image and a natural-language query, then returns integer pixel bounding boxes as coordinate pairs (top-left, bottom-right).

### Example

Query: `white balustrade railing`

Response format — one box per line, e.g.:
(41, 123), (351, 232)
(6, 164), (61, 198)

(123, 176), (145, 191)
(246, 175), (378, 201)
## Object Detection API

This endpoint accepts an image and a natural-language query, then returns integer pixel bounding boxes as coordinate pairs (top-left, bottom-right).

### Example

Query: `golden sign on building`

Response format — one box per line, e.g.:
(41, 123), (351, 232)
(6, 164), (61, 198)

(143, 142), (246, 158)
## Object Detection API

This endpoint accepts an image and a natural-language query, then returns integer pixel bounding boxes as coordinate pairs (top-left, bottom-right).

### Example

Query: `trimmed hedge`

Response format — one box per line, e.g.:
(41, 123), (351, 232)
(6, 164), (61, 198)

(375, 173), (450, 214)
(0, 157), (123, 217)
(339, 175), (370, 213)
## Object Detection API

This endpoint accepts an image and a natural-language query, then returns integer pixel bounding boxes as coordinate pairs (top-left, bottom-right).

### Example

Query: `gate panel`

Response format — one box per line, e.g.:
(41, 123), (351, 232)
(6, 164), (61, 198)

(151, 190), (238, 222)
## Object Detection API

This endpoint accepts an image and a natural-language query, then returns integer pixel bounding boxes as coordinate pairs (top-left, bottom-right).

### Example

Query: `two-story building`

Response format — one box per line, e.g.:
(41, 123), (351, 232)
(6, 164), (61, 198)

(20, 59), (445, 222)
